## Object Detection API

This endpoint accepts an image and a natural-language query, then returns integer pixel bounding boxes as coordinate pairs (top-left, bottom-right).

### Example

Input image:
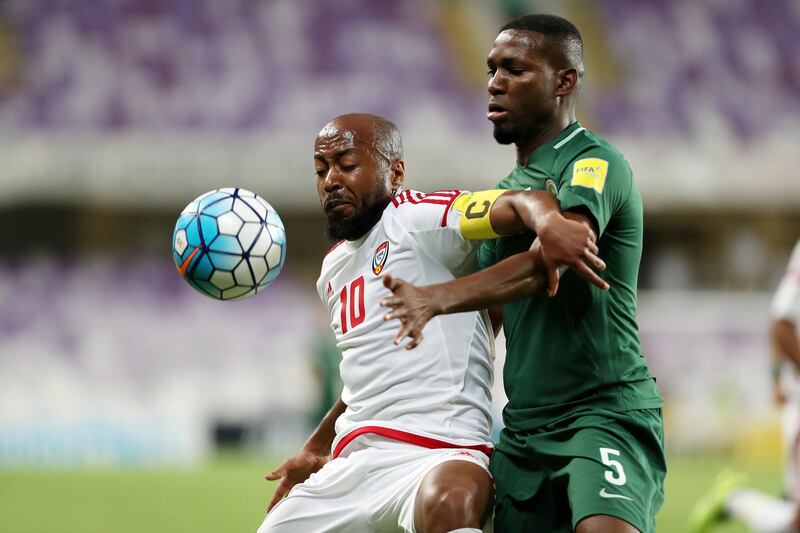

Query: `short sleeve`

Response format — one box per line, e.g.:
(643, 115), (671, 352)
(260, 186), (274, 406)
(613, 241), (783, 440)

(390, 189), (481, 276)
(771, 241), (800, 321)
(557, 150), (632, 236)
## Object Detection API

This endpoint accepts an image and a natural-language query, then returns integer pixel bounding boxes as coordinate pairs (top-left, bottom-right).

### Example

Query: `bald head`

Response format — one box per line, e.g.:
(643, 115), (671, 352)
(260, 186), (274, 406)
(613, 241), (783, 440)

(314, 113), (406, 241)
(318, 113), (403, 166)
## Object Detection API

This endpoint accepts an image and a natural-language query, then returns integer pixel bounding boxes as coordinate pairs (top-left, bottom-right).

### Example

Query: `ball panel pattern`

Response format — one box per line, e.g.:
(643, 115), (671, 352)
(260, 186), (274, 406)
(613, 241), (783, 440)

(172, 188), (286, 300)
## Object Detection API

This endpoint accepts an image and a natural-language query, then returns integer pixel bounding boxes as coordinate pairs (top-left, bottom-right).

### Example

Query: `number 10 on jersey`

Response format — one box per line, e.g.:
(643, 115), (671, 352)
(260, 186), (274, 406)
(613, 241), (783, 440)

(340, 276), (366, 333)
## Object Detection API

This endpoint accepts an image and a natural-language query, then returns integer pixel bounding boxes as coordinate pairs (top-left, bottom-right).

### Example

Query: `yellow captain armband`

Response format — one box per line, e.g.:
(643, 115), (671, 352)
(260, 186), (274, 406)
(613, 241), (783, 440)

(452, 189), (507, 240)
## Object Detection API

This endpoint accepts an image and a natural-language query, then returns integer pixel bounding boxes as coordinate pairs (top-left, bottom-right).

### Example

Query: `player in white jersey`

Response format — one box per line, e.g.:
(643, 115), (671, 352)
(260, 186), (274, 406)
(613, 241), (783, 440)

(691, 240), (800, 532)
(257, 113), (607, 533)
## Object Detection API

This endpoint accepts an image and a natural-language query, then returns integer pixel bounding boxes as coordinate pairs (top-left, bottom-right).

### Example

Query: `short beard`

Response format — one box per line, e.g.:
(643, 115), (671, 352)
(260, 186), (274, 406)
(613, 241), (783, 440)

(492, 113), (548, 146)
(492, 123), (518, 145)
(325, 181), (390, 241)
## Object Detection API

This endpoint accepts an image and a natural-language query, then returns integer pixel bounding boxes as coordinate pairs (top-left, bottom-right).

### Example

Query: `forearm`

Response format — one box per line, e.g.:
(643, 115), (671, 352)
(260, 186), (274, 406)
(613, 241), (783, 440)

(490, 190), (563, 236)
(303, 396), (346, 454)
(772, 319), (800, 371)
(430, 249), (547, 315)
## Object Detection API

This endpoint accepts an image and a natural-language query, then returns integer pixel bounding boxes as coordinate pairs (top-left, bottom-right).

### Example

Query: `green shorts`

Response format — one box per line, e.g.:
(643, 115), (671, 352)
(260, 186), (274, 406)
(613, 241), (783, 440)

(490, 408), (665, 533)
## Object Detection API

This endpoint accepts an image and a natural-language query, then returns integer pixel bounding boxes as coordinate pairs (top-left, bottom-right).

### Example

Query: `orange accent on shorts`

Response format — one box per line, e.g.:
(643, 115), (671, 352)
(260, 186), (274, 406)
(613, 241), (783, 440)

(177, 246), (201, 277)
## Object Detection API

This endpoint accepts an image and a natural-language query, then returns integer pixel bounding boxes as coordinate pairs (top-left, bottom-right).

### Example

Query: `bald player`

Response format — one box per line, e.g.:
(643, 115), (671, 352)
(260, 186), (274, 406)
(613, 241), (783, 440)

(380, 15), (666, 533)
(257, 112), (607, 533)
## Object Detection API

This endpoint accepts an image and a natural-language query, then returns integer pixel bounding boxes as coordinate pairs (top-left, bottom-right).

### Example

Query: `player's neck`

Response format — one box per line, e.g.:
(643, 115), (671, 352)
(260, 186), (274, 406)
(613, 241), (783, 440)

(515, 114), (576, 165)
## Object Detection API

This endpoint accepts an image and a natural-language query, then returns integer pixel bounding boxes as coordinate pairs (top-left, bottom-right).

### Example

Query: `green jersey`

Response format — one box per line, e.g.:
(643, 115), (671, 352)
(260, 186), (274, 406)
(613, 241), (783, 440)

(479, 122), (662, 435)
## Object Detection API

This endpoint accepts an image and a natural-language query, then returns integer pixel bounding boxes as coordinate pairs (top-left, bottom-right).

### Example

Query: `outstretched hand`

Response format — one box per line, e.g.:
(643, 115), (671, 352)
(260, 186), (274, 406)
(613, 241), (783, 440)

(379, 273), (439, 350)
(536, 214), (609, 296)
(265, 448), (328, 512)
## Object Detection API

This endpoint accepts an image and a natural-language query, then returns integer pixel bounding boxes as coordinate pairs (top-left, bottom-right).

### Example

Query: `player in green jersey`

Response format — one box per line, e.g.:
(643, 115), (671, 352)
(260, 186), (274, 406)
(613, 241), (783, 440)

(380, 14), (665, 533)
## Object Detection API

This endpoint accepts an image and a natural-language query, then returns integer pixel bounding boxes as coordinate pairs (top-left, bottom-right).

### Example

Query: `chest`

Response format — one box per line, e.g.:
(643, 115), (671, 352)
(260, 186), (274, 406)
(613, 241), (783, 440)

(322, 229), (441, 338)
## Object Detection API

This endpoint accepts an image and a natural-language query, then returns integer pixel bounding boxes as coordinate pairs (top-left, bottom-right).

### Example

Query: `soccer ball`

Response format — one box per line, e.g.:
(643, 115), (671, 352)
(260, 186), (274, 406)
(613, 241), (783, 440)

(172, 188), (286, 300)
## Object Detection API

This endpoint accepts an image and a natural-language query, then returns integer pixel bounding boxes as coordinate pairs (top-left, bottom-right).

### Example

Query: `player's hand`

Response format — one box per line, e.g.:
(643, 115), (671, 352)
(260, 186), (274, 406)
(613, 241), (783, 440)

(380, 273), (439, 349)
(536, 213), (608, 296)
(265, 448), (328, 512)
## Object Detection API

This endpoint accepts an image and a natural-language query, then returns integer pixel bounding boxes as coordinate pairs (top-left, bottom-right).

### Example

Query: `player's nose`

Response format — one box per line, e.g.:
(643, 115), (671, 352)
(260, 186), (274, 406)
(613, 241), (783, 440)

(487, 71), (506, 96)
(321, 168), (343, 192)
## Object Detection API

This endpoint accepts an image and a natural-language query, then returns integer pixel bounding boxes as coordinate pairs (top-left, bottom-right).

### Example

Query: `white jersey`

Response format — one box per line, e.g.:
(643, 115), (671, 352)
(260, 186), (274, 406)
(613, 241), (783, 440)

(769, 241), (800, 502)
(316, 189), (494, 458)
(772, 240), (800, 394)
(772, 240), (800, 323)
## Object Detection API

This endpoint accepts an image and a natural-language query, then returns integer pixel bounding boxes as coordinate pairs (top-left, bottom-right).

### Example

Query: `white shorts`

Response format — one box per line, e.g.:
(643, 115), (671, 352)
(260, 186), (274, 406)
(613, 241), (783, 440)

(257, 435), (491, 533)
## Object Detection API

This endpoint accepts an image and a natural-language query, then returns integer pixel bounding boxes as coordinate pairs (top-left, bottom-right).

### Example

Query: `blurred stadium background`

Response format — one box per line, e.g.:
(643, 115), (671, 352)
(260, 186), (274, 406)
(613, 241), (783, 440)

(0, 0), (798, 531)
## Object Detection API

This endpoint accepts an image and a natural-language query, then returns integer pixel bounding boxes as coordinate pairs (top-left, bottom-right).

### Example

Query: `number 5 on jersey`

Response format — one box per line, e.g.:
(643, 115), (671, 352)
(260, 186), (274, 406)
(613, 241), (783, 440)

(340, 276), (365, 334)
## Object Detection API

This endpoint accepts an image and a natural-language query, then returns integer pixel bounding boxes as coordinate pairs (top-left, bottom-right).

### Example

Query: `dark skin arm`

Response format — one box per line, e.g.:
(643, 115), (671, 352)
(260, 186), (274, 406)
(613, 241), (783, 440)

(772, 319), (800, 370)
(771, 318), (800, 405)
(265, 396), (346, 511)
(381, 212), (600, 348)
(484, 190), (608, 294)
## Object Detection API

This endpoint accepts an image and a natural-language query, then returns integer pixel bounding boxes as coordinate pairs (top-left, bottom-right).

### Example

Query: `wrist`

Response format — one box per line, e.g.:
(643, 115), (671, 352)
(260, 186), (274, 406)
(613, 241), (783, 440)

(303, 435), (333, 456)
(428, 284), (451, 316)
(535, 210), (561, 238)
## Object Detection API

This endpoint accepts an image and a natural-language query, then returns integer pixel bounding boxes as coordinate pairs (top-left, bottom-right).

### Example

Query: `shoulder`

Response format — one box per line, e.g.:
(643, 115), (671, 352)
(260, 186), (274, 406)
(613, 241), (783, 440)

(557, 131), (632, 191)
(388, 189), (463, 228)
(323, 240), (345, 259)
(389, 189), (462, 210)
(320, 239), (347, 272)
(561, 130), (629, 170)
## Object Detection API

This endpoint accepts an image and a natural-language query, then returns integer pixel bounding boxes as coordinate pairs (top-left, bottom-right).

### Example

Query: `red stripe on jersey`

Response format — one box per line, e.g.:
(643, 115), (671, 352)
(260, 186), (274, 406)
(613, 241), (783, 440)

(440, 192), (463, 227)
(406, 192), (424, 204)
(391, 190), (413, 208)
(332, 425), (493, 459)
(390, 190), (462, 215)
(324, 240), (345, 257)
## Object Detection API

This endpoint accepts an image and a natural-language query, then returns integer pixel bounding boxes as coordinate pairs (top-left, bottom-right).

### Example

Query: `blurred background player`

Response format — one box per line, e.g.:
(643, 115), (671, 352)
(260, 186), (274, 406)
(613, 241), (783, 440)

(382, 14), (664, 533)
(691, 239), (800, 532)
(259, 113), (605, 533)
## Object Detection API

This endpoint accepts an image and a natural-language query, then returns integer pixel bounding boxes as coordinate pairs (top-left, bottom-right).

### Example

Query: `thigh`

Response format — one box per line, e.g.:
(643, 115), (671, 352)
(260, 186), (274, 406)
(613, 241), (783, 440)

(563, 409), (665, 533)
(490, 448), (571, 533)
(389, 449), (491, 533)
(413, 453), (494, 532)
(257, 457), (370, 533)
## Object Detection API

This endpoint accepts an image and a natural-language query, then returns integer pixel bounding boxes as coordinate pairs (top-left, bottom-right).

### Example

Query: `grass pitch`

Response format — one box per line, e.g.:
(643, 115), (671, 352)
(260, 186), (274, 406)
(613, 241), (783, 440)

(0, 453), (785, 532)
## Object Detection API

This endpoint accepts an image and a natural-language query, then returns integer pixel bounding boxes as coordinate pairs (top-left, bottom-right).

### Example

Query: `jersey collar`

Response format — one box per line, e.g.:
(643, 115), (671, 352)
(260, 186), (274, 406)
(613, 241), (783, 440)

(519, 121), (584, 168)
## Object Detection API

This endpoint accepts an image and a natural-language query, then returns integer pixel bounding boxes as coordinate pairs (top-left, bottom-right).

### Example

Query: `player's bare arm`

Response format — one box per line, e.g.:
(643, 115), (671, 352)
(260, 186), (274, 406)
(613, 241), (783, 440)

(463, 189), (606, 294)
(265, 396), (346, 511)
(381, 210), (606, 348)
(381, 246), (546, 348)
(771, 318), (800, 406)
(772, 319), (800, 370)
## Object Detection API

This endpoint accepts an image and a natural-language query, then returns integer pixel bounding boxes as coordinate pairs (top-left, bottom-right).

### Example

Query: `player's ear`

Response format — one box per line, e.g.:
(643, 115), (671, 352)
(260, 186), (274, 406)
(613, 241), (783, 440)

(555, 68), (578, 96)
(389, 160), (405, 190)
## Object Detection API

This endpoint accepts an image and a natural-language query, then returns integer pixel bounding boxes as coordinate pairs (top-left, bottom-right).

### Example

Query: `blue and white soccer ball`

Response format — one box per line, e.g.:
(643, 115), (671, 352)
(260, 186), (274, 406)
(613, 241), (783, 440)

(172, 188), (286, 300)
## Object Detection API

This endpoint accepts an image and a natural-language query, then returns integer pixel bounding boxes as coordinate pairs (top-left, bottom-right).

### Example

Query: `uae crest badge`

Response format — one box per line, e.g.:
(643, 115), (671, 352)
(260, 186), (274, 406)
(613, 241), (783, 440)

(372, 241), (389, 275)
